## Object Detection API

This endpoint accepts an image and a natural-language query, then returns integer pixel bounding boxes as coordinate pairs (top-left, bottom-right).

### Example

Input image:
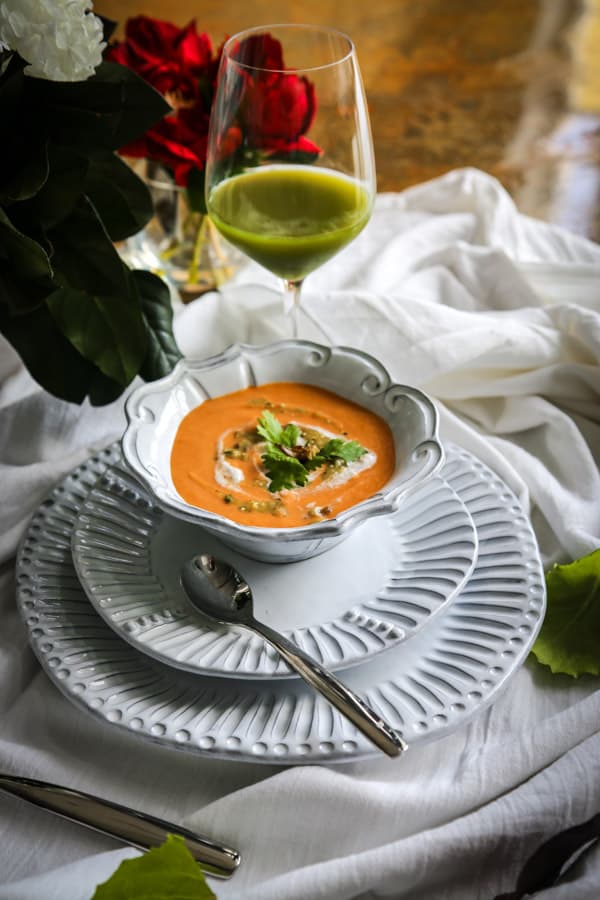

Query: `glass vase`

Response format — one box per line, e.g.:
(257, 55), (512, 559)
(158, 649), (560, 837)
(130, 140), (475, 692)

(126, 160), (243, 303)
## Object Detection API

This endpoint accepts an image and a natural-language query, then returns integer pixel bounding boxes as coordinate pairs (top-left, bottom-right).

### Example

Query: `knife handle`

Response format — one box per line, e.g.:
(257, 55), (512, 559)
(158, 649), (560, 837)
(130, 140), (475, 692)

(0, 774), (240, 879)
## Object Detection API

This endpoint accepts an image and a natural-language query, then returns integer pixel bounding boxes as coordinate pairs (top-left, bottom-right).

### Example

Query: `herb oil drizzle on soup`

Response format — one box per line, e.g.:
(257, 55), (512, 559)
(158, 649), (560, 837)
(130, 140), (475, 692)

(170, 382), (396, 528)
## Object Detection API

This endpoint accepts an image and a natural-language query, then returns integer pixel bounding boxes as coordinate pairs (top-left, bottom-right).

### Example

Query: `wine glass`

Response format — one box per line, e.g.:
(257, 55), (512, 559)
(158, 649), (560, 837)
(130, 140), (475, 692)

(205, 24), (376, 337)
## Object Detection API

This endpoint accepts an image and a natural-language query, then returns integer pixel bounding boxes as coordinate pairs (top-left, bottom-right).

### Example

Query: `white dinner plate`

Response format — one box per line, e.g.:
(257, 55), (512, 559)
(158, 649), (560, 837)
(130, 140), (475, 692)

(71, 465), (477, 678)
(16, 443), (545, 764)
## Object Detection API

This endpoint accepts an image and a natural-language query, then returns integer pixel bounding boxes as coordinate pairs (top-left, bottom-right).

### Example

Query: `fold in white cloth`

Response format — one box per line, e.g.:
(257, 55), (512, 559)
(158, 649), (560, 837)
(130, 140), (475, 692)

(1, 168), (599, 899)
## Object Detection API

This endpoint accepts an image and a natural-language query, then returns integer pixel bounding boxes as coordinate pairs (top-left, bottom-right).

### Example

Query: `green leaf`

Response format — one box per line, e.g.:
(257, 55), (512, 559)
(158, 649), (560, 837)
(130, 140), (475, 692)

(32, 61), (170, 152)
(24, 143), (89, 229)
(0, 141), (49, 204)
(133, 269), (182, 381)
(85, 153), (154, 241)
(531, 548), (600, 677)
(0, 53), (26, 135)
(318, 439), (367, 464)
(280, 423), (301, 447)
(45, 195), (147, 385)
(302, 453), (327, 472)
(0, 209), (54, 311)
(0, 57), (54, 209)
(49, 195), (131, 297)
(46, 282), (145, 388)
(87, 372), (130, 407)
(0, 268), (49, 314)
(91, 834), (216, 899)
(256, 411), (367, 491)
(262, 445), (309, 492)
(0, 302), (123, 404)
(0, 51), (25, 94)
(257, 410), (283, 444)
(0, 208), (53, 281)
(256, 411), (299, 449)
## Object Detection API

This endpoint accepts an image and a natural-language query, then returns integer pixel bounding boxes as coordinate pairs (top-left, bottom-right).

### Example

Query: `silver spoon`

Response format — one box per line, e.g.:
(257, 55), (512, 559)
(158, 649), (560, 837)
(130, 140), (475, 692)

(180, 554), (407, 758)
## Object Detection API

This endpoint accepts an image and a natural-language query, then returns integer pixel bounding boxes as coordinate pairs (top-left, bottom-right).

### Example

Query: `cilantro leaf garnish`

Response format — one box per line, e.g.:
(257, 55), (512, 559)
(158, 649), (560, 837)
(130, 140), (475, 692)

(256, 410), (368, 494)
(256, 410), (299, 448)
(281, 422), (301, 447)
(318, 439), (367, 464)
(261, 446), (310, 492)
(256, 409), (282, 444)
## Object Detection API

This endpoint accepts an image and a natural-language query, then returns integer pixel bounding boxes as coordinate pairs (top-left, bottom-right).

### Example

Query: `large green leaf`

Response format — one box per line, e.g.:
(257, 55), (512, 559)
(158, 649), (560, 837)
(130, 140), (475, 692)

(24, 144), (89, 229)
(132, 269), (182, 381)
(87, 368), (130, 407)
(32, 61), (170, 152)
(0, 57), (50, 204)
(46, 282), (146, 388)
(46, 197), (147, 385)
(531, 548), (600, 677)
(0, 141), (49, 205)
(0, 209), (53, 281)
(92, 835), (216, 899)
(0, 52), (25, 135)
(0, 209), (54, 311)
(0, 51), (24, 89)
(49, 195), (129, 296)
(0, 302), (122, 404)
(0, 268), (49, 314)
(85, 153), (153, 241)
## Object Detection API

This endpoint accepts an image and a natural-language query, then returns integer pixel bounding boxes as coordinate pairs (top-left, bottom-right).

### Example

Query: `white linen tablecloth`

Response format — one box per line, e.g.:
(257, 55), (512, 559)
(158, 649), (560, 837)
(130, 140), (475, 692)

(1, 168), (599, 899)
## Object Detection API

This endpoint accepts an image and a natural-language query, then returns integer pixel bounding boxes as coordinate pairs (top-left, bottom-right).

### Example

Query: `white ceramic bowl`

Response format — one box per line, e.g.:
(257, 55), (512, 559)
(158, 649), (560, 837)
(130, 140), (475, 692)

(122, 341), (443, 563)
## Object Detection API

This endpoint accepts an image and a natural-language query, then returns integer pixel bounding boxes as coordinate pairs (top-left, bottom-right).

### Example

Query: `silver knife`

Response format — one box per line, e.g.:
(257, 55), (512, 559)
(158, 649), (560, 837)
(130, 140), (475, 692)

(0, 774), (241, 879)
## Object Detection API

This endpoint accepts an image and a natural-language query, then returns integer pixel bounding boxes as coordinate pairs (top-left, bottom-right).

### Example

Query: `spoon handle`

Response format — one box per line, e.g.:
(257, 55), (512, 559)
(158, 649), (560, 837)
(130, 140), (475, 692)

(250, 619), (407, 757)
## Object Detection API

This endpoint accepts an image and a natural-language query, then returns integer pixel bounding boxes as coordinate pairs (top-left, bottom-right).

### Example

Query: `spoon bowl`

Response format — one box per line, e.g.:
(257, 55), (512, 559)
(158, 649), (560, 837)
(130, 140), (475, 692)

(181, 555), (253, 624)
(180, 554), (407, 758)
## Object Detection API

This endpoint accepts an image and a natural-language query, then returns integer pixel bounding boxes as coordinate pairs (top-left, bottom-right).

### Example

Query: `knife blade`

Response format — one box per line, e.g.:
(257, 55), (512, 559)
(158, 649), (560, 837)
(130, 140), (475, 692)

(0, 774), (240, 879)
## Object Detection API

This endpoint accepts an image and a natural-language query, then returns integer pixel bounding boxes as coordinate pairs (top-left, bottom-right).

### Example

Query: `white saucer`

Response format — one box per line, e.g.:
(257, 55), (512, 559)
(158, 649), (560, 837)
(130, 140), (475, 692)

(16, 443), (545, 764)
(71, 466), (477, 678)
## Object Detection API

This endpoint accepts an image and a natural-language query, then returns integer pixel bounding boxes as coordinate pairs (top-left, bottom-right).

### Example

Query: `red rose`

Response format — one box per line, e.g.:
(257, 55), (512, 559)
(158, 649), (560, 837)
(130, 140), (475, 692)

(107, 16), (221, 186)
(108, 20), (320, 186)
(232, 33), (284, 73)
(119, 101), (210, 186)
(258, 135), (321, 158)
(241, 73), (316, 148)
(216, 125), (243, 160)
(107, 16), (214, 103)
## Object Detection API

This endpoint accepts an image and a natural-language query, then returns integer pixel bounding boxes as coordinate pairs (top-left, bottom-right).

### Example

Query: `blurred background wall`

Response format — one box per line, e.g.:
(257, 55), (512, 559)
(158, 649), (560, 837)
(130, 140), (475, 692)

(96, 0), (600, 239)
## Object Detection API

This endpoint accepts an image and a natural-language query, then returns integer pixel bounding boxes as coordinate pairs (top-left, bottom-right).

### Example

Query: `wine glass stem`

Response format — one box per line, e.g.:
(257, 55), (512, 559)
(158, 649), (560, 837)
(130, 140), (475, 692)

(283, 279), (303, 339)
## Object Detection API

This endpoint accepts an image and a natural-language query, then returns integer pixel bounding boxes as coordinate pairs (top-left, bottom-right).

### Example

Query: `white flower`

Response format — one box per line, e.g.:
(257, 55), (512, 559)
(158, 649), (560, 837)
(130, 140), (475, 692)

(0, 0), (106, 82)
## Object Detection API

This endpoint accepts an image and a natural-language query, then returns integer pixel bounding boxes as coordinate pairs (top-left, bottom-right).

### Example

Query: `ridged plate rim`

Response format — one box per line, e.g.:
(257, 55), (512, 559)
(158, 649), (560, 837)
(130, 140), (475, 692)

(15, 443), (546, 764)
(70, 469), (478, 679)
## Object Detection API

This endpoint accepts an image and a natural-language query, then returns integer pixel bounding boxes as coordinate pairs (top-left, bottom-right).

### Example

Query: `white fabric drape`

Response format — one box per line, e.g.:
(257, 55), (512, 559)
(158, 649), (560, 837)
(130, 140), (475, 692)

(1, 169), (599, 899)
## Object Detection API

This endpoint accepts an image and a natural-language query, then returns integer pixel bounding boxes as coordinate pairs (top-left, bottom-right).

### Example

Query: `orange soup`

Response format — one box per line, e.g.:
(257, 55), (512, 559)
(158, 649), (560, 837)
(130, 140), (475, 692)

(170, 382), (395, 528)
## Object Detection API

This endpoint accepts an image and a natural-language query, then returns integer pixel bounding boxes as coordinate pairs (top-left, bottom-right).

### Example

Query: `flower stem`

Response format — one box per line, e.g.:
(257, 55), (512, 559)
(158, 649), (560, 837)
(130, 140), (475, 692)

(188, 214), (209, 286)
(207, 218), (233, 285)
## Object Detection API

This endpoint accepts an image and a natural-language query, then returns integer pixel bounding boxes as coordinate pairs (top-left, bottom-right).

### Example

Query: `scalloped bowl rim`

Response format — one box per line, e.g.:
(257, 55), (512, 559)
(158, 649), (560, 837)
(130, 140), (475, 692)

(122, 341), (444, 544)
